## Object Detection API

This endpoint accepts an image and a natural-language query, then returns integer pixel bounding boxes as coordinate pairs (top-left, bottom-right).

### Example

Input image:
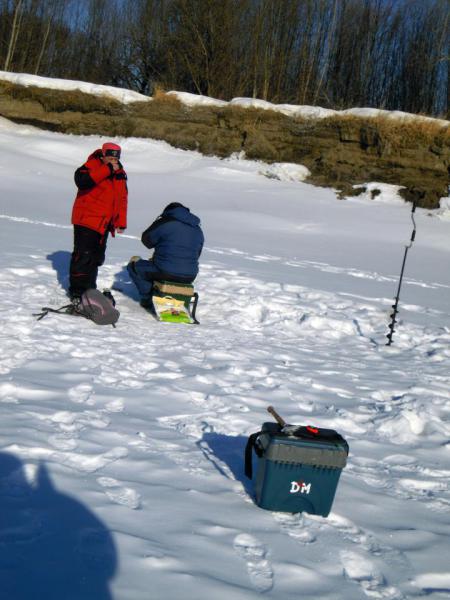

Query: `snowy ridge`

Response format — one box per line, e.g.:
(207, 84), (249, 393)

(0, 70), (149, 104)
(1, 70), (448, 126)
(1, 117), (450, 599)
(169, 92), (449, 126)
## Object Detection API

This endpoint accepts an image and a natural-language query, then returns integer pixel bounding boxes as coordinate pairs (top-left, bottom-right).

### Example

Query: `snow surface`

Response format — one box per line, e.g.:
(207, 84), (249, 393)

(436, 197), (450, 221)
(1, 115), (450, 600)
(347, 183), (407, 206)
(1, 71), (448, 127)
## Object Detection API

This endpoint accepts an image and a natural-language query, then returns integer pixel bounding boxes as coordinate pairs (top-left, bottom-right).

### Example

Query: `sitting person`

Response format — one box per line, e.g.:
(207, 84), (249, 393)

(127, 202), (204, 306)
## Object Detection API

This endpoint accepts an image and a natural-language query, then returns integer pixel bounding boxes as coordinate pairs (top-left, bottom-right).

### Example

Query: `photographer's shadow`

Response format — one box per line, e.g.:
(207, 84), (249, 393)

(0, 452), (117, 600)
(197, 432), (254, 497)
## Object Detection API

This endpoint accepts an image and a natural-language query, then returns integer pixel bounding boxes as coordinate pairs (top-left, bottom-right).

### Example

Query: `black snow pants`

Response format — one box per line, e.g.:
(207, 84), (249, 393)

(69, 225), (108, 297)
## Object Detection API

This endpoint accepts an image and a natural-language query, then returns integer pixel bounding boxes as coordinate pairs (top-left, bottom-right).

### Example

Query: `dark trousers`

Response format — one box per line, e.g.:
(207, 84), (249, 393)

(127, 258), (194, 299)
(69, 225), (108, 297)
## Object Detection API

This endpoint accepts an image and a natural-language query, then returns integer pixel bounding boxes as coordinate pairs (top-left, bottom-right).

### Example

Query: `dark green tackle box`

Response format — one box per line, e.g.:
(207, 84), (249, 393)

(245, 422), (349, 516)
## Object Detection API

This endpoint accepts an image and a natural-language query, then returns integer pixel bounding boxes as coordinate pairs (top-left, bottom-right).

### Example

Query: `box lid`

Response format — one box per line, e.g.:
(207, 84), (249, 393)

(258, 422), (348, 469)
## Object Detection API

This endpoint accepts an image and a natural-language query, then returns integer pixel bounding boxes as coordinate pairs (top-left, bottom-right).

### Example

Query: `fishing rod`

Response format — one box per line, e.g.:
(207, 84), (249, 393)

(386, 202), (417, 346)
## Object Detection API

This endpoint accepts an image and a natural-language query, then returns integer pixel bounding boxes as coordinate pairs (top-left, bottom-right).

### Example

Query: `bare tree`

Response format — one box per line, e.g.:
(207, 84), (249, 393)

(0, 0), (446, 116)
(3, 0), (24, 71)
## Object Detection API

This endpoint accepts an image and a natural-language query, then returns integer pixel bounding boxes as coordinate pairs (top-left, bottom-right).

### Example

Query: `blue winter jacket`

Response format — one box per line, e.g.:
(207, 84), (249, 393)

(141, 206), (204, 279)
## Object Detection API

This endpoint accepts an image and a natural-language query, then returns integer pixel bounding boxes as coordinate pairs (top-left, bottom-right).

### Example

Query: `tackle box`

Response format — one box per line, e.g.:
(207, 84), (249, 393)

(245, 422), (349, 516)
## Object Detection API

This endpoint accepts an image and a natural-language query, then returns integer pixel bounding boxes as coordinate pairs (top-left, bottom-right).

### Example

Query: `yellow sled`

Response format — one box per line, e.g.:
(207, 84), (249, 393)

(150, 281), (199, 325)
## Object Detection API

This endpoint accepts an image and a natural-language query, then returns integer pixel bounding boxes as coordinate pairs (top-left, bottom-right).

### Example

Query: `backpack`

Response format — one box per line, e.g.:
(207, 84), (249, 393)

(77, 289), (120, 325)
(34, 289), (120, 326)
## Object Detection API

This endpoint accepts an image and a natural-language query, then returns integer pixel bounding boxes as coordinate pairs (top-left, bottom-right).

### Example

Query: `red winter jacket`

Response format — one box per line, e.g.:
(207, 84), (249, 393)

(71, 150), (128, 235)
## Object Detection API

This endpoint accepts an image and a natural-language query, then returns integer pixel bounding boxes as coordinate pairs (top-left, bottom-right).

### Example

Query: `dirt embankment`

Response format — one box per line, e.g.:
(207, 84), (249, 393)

(1, 82), (448, 208)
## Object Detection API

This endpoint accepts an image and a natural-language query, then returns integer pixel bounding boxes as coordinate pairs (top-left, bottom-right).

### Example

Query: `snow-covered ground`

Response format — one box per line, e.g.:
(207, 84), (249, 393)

(1, 115), (450, 600)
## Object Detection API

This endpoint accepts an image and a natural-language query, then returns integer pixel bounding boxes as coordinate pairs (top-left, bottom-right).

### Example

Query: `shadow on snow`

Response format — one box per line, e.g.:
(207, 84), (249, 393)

(197, 432), (255, 497)
(47, 250), (71, 292)
(0, 452), (117, 600)
(112, 265), (140, 303)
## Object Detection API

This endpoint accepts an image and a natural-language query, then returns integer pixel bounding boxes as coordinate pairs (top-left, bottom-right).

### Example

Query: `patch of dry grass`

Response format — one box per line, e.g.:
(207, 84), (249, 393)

(219, 103), (293, 127)
(324, 113), (449, 149)
(152, 87), (183, 105)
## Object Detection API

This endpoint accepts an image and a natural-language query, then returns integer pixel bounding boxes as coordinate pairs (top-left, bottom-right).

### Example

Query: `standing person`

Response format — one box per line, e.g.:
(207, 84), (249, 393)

(69, 142), (128, 306)
(127, 203), (204, 307)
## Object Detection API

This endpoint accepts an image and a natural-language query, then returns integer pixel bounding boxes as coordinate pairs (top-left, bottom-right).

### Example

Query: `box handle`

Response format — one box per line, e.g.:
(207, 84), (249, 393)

(244, 431), (263, 479)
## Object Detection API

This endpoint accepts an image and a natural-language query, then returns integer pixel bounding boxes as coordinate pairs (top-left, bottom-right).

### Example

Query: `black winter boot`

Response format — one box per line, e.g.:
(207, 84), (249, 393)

(103, 289), (116, 307)
(140, 296), (153, 309)
(70, 295), (84, 315)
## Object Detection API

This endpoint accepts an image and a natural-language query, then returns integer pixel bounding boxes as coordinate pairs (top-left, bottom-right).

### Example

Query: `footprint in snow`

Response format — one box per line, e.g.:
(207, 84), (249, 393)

(325, 512), (408, 568)
(233, 533), (273, 593)
(302, 512), (408, 598)
(272, 512), (316, 544)
(104, 398), (124, 413)
(127, 432), (181, 455)
(97, 476), (141, 509)
(349, 454), (450, 510)
(68, 383), (94, 405)
(50, 409), (110, 432)
(340, 550), (404, 599)
(169, 445), (214, 477)
(158, 414), (214, 439)
(59, 446), (128, 473)
(48, 433), (78, 451)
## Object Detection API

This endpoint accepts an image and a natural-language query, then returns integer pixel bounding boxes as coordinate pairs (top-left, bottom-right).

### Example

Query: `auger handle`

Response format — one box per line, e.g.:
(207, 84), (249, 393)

(267, 406), (286, 427)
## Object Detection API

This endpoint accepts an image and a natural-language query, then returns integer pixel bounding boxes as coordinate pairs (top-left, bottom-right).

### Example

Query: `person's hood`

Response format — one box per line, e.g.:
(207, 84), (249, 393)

(88, 149), (104, 162)
(164, 205), (200, 227)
